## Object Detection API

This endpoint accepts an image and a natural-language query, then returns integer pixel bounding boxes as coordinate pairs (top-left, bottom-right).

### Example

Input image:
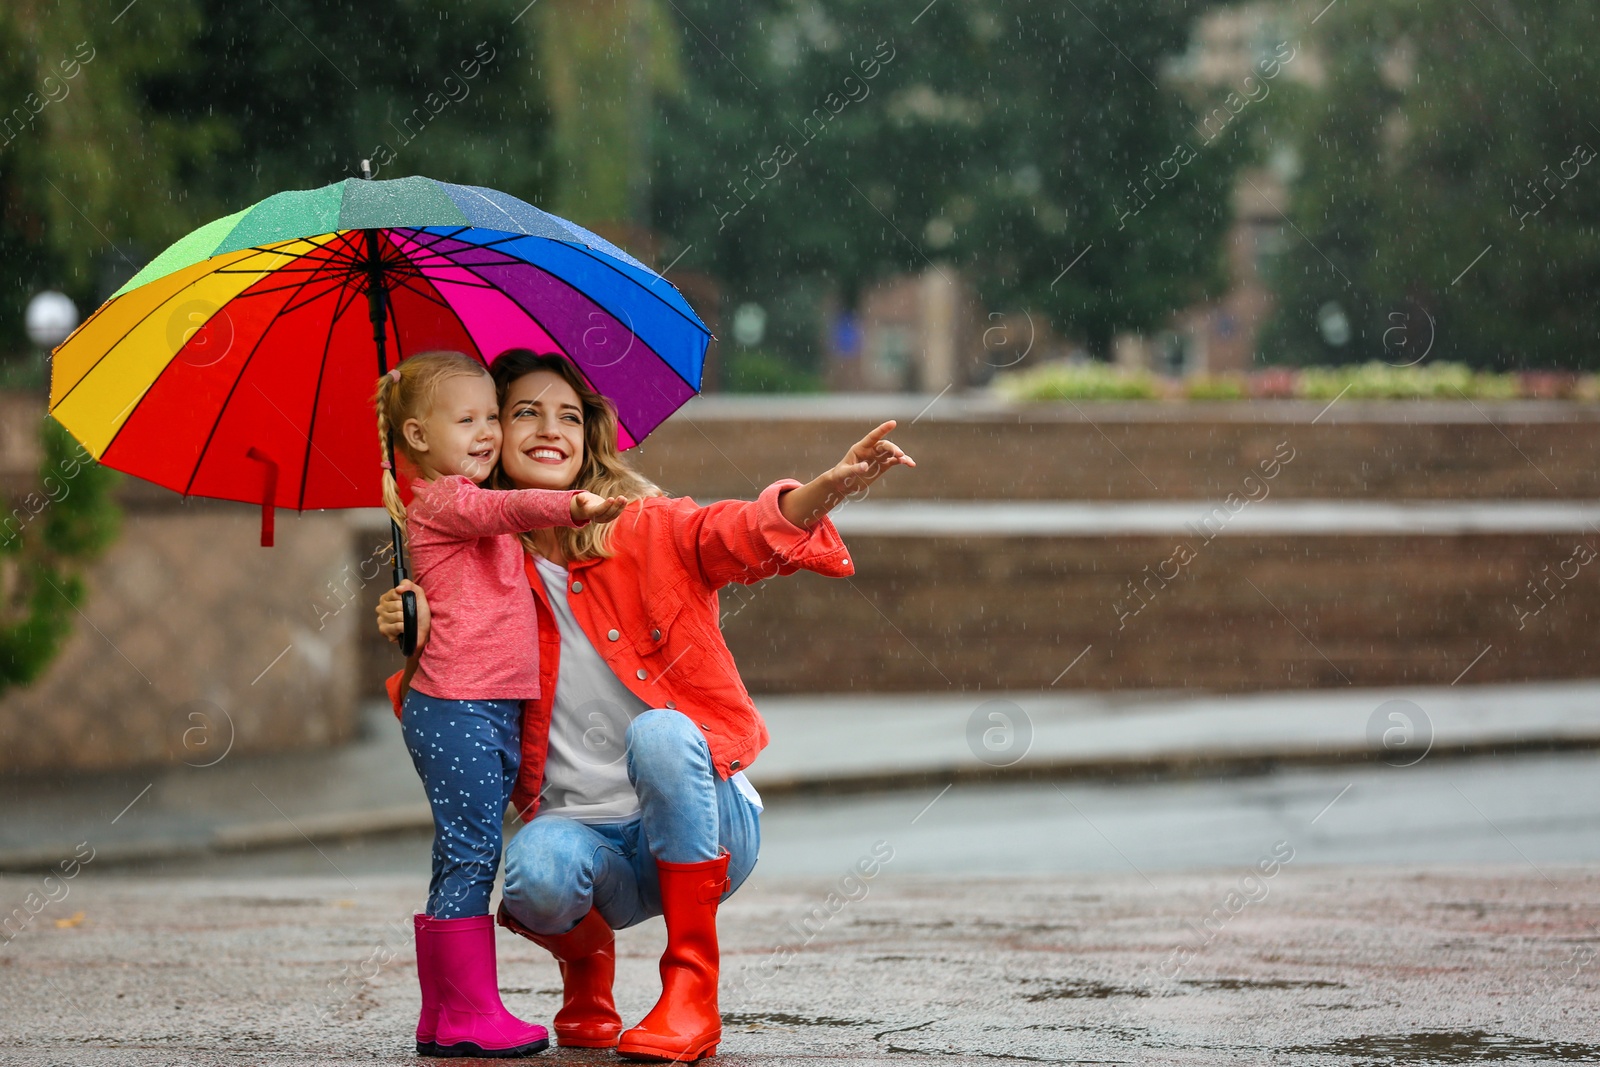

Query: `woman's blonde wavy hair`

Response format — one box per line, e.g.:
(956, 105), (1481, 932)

(489, 349), (664, 561)
(372, 349), (494, 545)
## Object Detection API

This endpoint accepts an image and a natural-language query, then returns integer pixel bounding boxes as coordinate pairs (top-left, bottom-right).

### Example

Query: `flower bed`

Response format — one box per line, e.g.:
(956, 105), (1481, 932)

(993, 361), (1600, 401)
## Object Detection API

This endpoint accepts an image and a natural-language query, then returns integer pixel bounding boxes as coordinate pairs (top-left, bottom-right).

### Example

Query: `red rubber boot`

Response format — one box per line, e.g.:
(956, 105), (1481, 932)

(498, 903), (623, 1047)
(617, 852), (730, 1062)
(422, 914), (550, 1058)
(414, 913), (439, 1055)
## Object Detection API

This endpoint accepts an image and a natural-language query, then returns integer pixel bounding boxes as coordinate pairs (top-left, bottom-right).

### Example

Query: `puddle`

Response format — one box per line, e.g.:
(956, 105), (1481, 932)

(1183, 977), (1345, 991)
(1285, 1030), (1600, 1063)
(1020, 979), (1150, 1001)
(725, 1012), (876, 1029)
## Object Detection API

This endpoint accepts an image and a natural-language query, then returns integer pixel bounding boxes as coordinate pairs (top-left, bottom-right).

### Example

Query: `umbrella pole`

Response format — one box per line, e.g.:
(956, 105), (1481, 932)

(366, 225), (419, 657)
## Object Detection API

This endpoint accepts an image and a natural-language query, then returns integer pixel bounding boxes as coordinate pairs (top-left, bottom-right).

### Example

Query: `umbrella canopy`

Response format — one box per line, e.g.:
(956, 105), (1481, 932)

(48, 176), (709, 514)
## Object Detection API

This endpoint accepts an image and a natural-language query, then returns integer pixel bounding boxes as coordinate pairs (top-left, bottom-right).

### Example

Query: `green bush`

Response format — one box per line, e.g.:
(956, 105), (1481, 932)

(993, 361), (1159, 401)
(1183, 374), (1249, 400)
(1296, 361), (1518, 400)
(0, 418), (121, 696)
(722, 349), (825, 394)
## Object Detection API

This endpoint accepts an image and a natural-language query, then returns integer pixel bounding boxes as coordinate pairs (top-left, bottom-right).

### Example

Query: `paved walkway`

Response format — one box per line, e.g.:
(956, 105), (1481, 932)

(3, 681), (1598, 871)
(825, 499), (1600, 536)
(2, 867), (1596, 1065)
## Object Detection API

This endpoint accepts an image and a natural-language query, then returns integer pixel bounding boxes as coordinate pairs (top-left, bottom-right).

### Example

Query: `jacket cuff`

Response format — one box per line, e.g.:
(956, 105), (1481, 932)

(758, 479), (855, 577)
(385, 670), (404, 721)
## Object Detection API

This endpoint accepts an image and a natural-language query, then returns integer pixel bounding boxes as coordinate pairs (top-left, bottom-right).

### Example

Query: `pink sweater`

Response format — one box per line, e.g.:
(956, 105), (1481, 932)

(405, 475), (584, 701)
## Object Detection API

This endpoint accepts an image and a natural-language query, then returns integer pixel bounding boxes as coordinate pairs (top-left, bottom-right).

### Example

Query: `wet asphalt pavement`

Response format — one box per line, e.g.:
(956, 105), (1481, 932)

(4, 753), (1599, 1065)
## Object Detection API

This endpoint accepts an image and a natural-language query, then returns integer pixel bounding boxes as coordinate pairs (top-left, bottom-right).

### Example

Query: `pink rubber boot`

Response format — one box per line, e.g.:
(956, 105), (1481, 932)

(422, 914), (550, 1058)
(415, 914), (439, 1055)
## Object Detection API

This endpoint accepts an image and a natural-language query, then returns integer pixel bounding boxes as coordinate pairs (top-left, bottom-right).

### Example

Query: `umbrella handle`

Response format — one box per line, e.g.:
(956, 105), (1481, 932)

(400, 589), (418, 657)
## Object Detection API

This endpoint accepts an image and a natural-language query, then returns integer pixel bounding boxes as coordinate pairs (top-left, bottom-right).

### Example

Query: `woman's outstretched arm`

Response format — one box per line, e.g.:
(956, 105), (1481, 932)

(777, 420), (915, 529)
(671, 420), (915, 590)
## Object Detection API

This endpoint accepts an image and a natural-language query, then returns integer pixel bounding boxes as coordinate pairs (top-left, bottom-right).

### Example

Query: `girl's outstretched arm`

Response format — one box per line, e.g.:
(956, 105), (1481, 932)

(409, 476), (611, 540)
(778, 420), (915, 529)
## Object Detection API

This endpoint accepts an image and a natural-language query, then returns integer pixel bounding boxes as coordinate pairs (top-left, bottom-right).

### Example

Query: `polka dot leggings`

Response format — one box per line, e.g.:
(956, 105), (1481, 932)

(400, 690), (523, 919)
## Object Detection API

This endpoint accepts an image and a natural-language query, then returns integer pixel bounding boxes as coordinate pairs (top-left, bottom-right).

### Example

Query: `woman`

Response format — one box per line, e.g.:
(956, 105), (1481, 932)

(377, 349), (913, 1061)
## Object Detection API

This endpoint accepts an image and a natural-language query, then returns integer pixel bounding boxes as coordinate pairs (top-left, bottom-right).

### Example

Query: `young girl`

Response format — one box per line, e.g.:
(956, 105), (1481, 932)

(374, 350), (625, 1059)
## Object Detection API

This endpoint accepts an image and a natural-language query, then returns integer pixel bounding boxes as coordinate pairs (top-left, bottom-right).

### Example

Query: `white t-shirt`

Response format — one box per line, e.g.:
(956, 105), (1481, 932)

(532, 555), (762, 823)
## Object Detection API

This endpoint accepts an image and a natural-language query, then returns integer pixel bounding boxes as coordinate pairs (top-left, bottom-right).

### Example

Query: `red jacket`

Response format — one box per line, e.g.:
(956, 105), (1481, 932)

(388, 478), (854, 820)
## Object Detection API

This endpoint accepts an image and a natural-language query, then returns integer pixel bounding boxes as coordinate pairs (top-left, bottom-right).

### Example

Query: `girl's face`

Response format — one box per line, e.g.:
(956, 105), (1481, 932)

(401, 372), (501, 483)
(498, 370), (586, 491)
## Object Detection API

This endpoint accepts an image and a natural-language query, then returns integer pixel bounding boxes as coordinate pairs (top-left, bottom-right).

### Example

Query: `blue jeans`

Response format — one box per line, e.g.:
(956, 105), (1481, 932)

(501, 709), (761, 935)
(400, 690), (523, 919)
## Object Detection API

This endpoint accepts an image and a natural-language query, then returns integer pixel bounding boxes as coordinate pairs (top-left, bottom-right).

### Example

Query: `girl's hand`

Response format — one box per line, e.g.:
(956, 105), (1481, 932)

(377, 580), (432, 648)
(779, 420), (916, 529)
(571, 491), (628, 525)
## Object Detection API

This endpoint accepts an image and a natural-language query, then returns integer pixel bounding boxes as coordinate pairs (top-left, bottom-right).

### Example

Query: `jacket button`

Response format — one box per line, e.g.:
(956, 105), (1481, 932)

(700, 722), (711, 730)
(842, 558), (850, 566)
(570, 580), (583, 593)
(665, 701), (676, 710)
(636, 668), (648, 680)
(730, 759), (741, 770)
(607, 628), (620, 641)
(650, 628), (662, 641)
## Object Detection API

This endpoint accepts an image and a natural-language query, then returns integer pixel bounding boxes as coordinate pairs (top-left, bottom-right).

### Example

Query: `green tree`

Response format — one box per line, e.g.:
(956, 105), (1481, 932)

(0, 0), (222, 352)
(155, 0), (553, 223)
(537, 0), (683, 227)
(0, 418), (120, 697)
(651, 0), (1240, 366)
(1, 0), (564, 358)
(1259, 0), (1600, 369)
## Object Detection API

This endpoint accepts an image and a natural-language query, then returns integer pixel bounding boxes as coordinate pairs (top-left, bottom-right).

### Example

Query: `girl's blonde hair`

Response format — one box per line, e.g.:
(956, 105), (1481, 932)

(489, 349), (664, 562)
(373, 349), (494, 541)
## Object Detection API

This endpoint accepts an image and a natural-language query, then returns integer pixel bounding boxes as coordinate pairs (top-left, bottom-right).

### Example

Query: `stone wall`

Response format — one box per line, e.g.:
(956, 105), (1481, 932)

(716, 531), (1598, 693)
(0, 393), (364, 774)
(624, 396), (1600, 502)
(9, 392), (1600, 773)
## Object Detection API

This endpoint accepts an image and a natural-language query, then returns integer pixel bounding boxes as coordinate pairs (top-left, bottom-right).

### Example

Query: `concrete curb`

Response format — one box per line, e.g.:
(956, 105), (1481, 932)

(7, 735), (1600, 872)
(749, 733), (1600, 798)
(0, 804), (434, 874)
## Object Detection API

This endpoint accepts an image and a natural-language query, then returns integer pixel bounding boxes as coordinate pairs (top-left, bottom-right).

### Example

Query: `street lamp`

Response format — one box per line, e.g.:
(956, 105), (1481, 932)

(26, 290), (80, 349)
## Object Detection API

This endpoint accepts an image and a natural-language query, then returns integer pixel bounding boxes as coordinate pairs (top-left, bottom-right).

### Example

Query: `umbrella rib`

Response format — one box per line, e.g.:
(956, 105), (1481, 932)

(394, 234), (520, 278)
(430, 251), (694, 442)
(412, 226), (534, 258)
(400, 265), (488, 365)
(556, 240), (713, 343)
(277, 272), (369, 317)
(388, 271), (467, 311)
(179, 261), (334, 499)
(453, 248), (702, 401)
(236, 238), (349, 263)
(428, 252), (578, 365)
(296, 271), (367, 511)
(51, 254), (261, 414)
(425, 225), (711, 358)
(397, 226), (475, 257)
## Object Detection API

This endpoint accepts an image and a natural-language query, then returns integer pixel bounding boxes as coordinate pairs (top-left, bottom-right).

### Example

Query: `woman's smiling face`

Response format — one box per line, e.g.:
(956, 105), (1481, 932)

(498, 369), (586, 490)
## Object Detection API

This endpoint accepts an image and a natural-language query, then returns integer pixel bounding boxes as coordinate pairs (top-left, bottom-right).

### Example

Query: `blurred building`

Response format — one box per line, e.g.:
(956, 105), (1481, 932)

(1151, 0), (1324, 375)
(827, 264), (988, 393)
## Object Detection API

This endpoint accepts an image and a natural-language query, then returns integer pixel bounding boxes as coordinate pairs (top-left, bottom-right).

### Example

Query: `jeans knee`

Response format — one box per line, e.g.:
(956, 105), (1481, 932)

(626, 709), (704, 769)
(501, 865), (569, 930)
(501, 822), (594, 933)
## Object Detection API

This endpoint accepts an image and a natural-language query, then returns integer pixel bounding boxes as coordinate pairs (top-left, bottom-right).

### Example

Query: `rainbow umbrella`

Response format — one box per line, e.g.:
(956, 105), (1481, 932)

(49, 173), (710, 652)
